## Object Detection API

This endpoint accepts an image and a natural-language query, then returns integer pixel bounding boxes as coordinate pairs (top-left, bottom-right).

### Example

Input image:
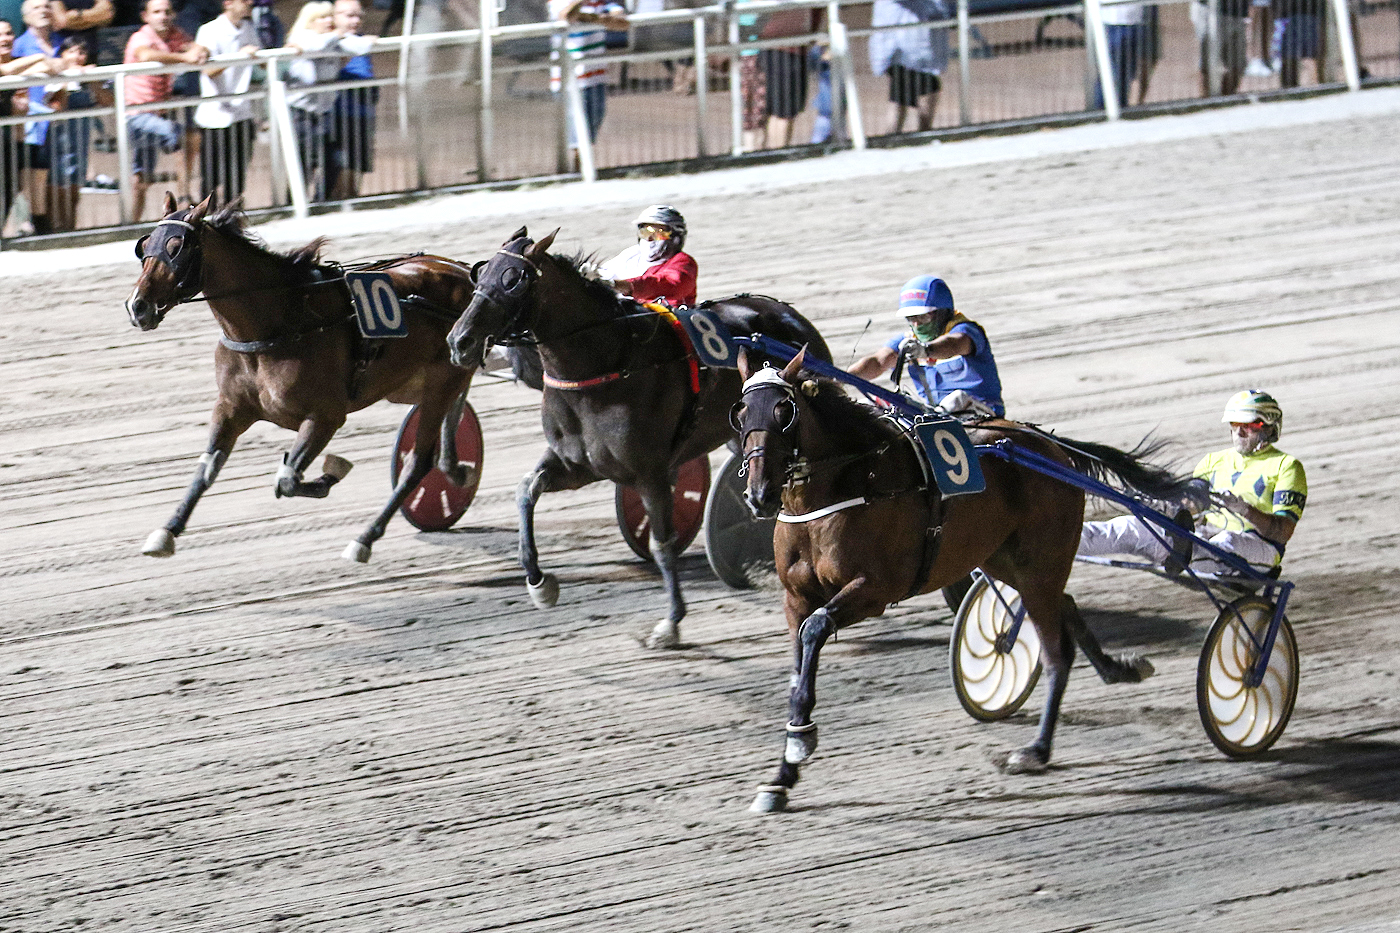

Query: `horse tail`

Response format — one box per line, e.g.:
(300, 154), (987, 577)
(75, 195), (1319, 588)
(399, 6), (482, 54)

(1051, 433), (1193, 502)
(507, 345), (545, 391)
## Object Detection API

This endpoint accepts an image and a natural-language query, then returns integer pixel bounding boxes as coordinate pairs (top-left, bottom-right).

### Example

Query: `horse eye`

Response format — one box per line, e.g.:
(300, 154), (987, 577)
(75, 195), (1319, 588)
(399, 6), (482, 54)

(501, 267), (523, 291)
(134, 235), (150, 259)
(728, 402), (745, 433)
(775, 400), (796, 431)
(167, 237), (183, 257)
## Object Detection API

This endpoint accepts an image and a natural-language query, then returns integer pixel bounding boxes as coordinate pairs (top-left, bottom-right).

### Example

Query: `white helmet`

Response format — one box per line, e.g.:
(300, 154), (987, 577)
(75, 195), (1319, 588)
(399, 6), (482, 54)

(633, 204), (686, 248)
(1221, 389), (1282, 440)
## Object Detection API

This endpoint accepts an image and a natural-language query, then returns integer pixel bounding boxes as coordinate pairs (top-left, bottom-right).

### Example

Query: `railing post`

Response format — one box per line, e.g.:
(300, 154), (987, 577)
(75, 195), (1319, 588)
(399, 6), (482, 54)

(1084, 0), (1119, 119)
(563, 49), (596, 181)
(479, 0), (496, 181)
(956, 0), (971, 124)
(266, 61), (309, 218)
(1328, 0), (1361, 89)
(1205, 0), (1221, 95)
(264, 61), (287, 206)
(693, 14), (708, 157)
(828, 6), (864, 150)
(728, 9), (742, 156)
(114, 73), (134, 225)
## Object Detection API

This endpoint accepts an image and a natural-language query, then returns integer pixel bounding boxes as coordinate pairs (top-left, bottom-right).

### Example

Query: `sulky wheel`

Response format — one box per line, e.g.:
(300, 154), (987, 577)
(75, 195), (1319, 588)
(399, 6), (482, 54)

(949, 574), (1042, 722)
(703, 450), (776, 589)
(1197, 595), (1299, 758)
(614, 455), (712, 561)
(391, 402), (484, 532)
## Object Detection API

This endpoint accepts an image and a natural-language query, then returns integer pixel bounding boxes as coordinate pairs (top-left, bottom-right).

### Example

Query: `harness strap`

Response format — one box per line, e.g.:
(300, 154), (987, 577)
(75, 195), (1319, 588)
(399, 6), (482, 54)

(542, 370), (627, 390)
(219, 316), (351, 353)
(645, 302), (701, 395)
(776, 497), (869, 523)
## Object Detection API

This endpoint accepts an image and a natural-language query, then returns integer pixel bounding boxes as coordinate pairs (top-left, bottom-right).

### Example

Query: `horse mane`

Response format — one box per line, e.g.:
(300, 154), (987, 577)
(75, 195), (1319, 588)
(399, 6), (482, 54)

(548, 249), (632, 311)
(801, 374), (902, 451)
(205, 201), (330, 275)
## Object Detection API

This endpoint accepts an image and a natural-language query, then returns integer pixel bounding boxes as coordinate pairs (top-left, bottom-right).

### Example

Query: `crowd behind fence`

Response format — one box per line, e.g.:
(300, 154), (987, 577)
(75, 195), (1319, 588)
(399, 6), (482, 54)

(0, 0), (1394, 243)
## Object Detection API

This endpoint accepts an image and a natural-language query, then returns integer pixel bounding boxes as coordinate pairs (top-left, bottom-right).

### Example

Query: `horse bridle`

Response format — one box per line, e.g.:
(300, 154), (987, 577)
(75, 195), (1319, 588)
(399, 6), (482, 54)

(135, 215), (204, 313)
(465, 243), (542, 357)
(731, 373), (802, 481)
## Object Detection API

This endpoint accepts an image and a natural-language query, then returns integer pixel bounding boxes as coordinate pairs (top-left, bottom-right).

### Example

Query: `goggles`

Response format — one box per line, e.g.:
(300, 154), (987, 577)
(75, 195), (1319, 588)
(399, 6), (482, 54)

(638, 223), (673, 241)
(1229, 420), (1266, 430)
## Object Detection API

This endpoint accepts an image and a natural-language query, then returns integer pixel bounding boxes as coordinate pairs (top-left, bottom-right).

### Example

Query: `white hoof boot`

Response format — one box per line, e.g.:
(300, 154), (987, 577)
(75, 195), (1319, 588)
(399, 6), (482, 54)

(750, 786), (789, 813)
(321, 454), (354, 481)
(527, 573), (559, 610)
(784, 722), (818, 763)
(142, 528), (176, 557)
(645, 619), (680, 649)
(342, 541), (371, 563)
(1002, 748), (1049, 775)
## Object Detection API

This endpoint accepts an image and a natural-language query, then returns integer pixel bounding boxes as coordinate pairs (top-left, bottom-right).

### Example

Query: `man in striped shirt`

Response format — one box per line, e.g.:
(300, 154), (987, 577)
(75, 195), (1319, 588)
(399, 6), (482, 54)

(549, 0), (626, 166)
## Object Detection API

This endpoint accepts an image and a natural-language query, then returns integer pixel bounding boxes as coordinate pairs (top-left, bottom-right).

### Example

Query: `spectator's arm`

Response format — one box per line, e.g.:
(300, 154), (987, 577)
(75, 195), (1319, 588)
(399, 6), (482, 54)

(0, 53), (50, 77)
(51, 0), (114, 30)
(203, 43), (260, 78)
(849, 346), (899, 381)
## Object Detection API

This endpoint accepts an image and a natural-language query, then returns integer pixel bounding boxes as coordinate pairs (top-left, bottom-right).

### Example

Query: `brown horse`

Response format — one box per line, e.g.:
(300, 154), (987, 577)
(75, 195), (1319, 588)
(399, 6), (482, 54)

(732, 351), (1191, 812)
(446, 227), (832, 648)
(126, 193), (479, 563)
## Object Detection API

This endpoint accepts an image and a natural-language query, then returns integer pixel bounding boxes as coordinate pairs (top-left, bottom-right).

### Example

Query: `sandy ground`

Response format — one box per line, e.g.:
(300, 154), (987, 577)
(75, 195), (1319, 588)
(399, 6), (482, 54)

(3, 96), (1400, 931)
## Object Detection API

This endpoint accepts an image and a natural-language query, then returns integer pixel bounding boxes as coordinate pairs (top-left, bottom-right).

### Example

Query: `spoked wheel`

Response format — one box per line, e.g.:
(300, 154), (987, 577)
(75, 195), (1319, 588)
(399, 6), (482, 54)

(614, 456), (712, 561)
(1197, 595), (1299, 758)
(949, 575), (1042, 722)
(391, 402), (484, 532)
(703, 451), (776, 589)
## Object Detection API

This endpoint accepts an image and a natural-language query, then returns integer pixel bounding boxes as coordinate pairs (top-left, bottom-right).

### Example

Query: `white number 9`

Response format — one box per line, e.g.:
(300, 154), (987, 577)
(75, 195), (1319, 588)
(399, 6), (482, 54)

(690, 312), (730, 363)
(933, 429), (970, 485)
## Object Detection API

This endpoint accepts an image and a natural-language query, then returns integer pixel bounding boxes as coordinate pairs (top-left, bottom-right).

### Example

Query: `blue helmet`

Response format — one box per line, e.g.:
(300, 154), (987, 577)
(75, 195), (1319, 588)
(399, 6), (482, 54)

(897, 275), (955, 318)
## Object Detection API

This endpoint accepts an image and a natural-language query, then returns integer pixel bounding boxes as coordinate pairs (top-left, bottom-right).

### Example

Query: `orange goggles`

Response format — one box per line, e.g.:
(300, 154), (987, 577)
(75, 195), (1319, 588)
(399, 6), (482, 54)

(638, 223), (673, 241)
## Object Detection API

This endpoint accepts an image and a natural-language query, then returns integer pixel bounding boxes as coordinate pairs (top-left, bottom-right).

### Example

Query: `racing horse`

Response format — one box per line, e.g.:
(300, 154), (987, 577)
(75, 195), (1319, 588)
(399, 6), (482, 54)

(126, 193), (479, 563)
(733, 350), (1192, 812)
(446, 227), (832, 648)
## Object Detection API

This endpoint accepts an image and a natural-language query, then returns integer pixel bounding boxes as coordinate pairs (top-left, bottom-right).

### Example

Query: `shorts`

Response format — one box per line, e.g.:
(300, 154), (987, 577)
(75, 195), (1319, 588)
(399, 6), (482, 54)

(128, 111), (183, 179)
(759, 48), (808, 119)
(887, 63), (941, 106)
(1277, 15), (1320, 59)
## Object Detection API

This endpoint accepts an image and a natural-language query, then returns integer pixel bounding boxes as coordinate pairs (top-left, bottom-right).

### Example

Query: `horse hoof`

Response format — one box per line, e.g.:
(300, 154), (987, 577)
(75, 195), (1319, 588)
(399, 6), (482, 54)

(527, 573), (559, 610)
(342, 541), (371, 563)
(321, 454), (354, 481)
(444, 462), (478, 488)
(141, 528), (176, 557)
(750, 786), (789, 813)
(784, 724), (818, 763)
(1130, 656), (1156, 680)
(1001, 747), (1050, 775)
(644, 620), (681, 650)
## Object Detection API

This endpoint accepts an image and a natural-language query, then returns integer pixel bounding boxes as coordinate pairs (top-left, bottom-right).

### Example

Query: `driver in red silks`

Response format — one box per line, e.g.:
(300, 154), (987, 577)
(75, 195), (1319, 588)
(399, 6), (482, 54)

(598, 204), (697, 307)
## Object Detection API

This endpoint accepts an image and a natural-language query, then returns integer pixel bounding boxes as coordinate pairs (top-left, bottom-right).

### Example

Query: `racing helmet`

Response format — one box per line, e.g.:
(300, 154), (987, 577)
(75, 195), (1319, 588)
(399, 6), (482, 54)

(1221, 389), (1283, 440)
(633, 205), (686, 249)
(897, 275), (954, 319)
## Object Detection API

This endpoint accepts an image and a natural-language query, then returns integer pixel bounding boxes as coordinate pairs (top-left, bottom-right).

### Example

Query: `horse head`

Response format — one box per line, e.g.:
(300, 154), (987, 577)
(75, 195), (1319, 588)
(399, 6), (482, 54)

(447, 226), (557, 369)
(126, 192), (214, 331)
(732, 347), (807, 519)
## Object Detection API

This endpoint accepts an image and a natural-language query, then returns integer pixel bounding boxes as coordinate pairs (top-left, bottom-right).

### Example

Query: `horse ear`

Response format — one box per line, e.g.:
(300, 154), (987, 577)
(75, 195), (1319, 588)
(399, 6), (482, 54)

(507, 226), (528, 244)
(527, 228), (560, 259)
(737, 346), (752, 380)
(163, 192), (178, 215)
(188, 193), (214, 224)
(780, 345), (807, 381)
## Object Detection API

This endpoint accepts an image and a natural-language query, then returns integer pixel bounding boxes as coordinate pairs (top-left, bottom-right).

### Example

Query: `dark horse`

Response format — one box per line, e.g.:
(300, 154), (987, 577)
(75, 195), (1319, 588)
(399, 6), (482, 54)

(733, 351), (1191, 812)
(126, 193), (479, 563)
(446, 227), (832, 648)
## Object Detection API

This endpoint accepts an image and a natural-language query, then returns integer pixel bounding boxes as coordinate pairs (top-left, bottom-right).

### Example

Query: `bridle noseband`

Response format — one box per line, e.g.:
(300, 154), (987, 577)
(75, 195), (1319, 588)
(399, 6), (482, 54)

(135, 216), (204, 312)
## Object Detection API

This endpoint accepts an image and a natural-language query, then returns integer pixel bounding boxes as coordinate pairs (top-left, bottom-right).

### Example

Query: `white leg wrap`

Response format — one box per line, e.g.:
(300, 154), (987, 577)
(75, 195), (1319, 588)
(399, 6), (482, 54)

(277, 462), (300, 486)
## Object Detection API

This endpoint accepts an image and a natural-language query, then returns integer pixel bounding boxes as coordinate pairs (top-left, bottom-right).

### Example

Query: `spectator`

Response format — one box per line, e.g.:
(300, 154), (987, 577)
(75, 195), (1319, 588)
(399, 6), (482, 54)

(754, 5), (819, 149)
(548, 0), (626, 167)
(1192, 0), (1249, 95)
(50, 0), (115, 56)
(12, 0), (59, 234)
(868, 0), (950, 135)
(327, 0), (374, 200)
(43, 35), (105, 231)
(285, 0), (375, 201)
(1080, 391), (1305, 577)
(1271, 0), (1321, 88)
(808, 44), (833, 143)
(1091, 0), (1145, 110)
(736, 8), (763, 151)
(1, 18), (51, 235)
(194, 0), (259, 205)
(122, 0), (208, 220)
(1246, 0), (1273, 75)
(848, 275), (1005, 418)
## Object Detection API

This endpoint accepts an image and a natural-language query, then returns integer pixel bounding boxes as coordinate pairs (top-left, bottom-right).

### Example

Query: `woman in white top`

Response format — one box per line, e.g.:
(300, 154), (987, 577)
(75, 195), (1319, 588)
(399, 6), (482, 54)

(286, 0), (375, 200)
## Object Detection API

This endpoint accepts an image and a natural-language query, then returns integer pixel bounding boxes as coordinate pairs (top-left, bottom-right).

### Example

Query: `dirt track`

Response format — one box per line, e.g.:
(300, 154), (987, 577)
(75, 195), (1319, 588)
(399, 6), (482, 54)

(4, 109), (1400, 932)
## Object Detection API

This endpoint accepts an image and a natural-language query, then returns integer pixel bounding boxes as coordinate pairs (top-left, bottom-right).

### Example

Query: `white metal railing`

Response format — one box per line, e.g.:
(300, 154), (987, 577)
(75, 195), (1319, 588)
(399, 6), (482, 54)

(0, 0), (1367, 240)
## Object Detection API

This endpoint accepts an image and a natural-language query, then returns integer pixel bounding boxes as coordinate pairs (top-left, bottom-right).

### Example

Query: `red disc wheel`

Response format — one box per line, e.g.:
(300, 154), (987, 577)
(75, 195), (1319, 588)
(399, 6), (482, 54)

(390, 402), (484, 532)
(614, 456), (712, 561)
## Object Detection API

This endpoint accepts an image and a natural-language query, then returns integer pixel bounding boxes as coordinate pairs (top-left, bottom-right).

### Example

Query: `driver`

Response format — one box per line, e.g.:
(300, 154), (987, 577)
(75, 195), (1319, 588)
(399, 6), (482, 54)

(1079, 390), (1308, 576)
(848, 275), (1005, 418)
(598, 205), (697, 308)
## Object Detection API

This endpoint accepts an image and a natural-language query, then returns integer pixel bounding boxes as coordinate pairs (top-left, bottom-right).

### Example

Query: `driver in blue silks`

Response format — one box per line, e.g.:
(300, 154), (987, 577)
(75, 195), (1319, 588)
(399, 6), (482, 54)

(848, 275), (1005, 418)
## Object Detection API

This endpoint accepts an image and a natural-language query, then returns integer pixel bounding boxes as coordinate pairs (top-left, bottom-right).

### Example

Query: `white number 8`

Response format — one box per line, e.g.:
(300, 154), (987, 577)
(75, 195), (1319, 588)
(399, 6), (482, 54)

(690, 313), (731, 363)
(933, 429), (970, 486)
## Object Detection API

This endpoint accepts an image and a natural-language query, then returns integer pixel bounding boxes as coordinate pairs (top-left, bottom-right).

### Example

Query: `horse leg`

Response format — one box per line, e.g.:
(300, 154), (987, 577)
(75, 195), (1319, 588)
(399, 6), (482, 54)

(142, 410), (252, 557)
(635, 477), (687, 650)
(436, 389), (478, 488)
(275, 416), (351, 499)
(518, 449), (596, 610)
(342, 400), (449, 564)
(1000, 583), (1076, 775)
(1060, 593), (1156, 684)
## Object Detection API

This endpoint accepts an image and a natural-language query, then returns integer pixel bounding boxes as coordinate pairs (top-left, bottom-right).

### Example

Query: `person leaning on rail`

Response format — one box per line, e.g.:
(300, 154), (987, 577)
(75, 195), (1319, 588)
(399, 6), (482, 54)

(848, 274), (1005, 419)
(597, 204), (697, 308)
(1078, 390), (1307, 577)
